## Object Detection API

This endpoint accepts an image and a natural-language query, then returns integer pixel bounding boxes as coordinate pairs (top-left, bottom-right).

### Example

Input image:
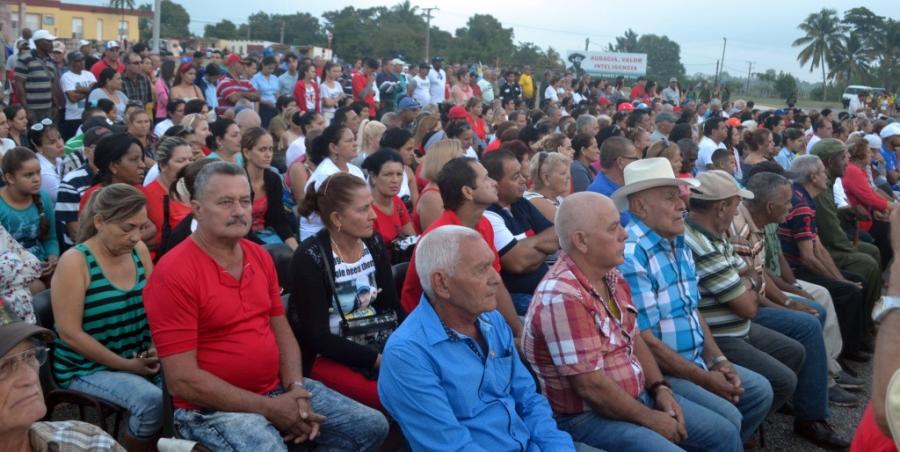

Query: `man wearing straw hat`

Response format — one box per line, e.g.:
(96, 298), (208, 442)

(615, 157), (773, 445)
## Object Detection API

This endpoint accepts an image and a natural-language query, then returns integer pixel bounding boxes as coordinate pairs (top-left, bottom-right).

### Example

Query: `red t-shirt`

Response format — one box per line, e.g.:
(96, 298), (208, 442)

(851, 403), (895, 452)
(79, 183), (144, 211)
(144, 179), (191, 247)
(90, 59), (124, 80)
(373, 196), (411, 245)
(400, 209), (501, 312)
(143, 238), (285, 409)
(351, 72), (376, 118)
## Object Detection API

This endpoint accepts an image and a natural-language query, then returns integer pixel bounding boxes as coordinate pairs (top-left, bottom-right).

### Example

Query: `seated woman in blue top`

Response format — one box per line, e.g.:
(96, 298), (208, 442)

(0, 147), (58, 283)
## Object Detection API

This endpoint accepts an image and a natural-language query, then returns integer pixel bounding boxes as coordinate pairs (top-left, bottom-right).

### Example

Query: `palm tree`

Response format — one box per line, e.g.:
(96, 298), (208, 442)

(793, 8), (844, 100)
(828, 32), (873, 83)
(108, 0), (135, 41)
(608, 29), (639, 53)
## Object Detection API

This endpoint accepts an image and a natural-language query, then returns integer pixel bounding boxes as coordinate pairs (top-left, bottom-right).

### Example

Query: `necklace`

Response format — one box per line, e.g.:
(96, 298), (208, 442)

(331, 237), (361, 263)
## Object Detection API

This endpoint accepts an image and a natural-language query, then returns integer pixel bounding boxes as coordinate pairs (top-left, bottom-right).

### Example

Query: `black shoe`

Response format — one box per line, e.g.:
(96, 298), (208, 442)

(838, 360), (860, 378)
(841, 350), (872, 363)
(794, 420), (850, 450)
(834, 370), (866, 390)
(829, 385), (860, 407)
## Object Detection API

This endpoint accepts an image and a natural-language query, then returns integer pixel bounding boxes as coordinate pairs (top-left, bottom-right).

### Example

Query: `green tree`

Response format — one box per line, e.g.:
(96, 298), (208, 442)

(608, 29), (639, 52)
(793, 8), (844, 100)
(450, 14), (514, 64)
(237, 12), (325, 46)
(204, 20), (239, 40)
(828, 32), (872, 83)
(322, 7), (382, 60)
(773, 71), (798, 99)
(868, 18), (900, 91)
(138, 1), (191, 41)
(637, 34), (685, 79)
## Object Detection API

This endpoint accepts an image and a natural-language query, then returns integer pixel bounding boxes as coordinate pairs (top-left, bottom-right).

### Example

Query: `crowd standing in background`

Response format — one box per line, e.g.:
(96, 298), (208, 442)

(3, 26), (900, 451)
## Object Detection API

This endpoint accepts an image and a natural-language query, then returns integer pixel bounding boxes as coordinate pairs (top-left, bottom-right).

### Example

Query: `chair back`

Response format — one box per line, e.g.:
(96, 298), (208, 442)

(264, 243), (295, 293)
(392, 262), (409, 297)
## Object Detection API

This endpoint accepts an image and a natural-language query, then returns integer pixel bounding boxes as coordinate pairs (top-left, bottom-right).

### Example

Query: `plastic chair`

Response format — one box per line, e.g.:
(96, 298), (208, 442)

(31, 289), (127, 438)
(392, 262), (409, 297)
(264, 243), (295, 293)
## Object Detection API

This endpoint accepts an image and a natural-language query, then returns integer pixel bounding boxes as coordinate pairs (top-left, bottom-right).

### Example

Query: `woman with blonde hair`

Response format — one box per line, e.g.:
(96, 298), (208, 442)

(645, 140), (683, 175)
(412, 139), (465, 232)
(412, 115), (441, 158)
(525, 151), (571, 222)
(353, 119), (386, 167)
(536, 132), (574, 159)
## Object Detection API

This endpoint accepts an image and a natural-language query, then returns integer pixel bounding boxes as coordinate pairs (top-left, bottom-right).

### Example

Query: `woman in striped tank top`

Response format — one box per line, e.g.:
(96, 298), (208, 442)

(50, 184), (161, 451)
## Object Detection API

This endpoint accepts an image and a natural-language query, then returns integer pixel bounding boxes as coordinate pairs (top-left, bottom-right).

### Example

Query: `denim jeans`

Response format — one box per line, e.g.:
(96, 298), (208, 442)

(510, 293), (534, 316)
(174, 378), (389, 452)
(68, 370), (163, 439)
(753, 307), (829, 421)
(667, 364), (772, 442)
(556, 390), (742, 452)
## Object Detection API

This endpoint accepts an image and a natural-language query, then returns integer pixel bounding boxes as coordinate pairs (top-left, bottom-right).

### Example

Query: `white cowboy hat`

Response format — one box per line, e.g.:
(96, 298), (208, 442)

(611, 157), (699, 212)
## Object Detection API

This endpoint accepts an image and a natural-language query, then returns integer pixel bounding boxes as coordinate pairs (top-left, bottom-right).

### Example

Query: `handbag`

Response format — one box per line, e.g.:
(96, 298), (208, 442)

(315, 235), (398, 377)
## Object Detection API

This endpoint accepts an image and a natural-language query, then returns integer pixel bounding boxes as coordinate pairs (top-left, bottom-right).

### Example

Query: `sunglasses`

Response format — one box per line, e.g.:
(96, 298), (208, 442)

(30, 118), (54, 131)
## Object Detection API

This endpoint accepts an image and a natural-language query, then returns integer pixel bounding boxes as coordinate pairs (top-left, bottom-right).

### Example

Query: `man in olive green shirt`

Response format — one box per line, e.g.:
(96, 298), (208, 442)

(809, 139), (881, 334)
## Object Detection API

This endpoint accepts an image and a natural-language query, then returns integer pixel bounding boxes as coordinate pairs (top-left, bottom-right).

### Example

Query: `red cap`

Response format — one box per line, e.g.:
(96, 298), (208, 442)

(673, 105), (683, 112)
(617, 102), (635, 112)
(598, 96), (611, 106)
(448, 105), (468, 120)
(725, 117), (742, 128)
(225, 53), (242, 66)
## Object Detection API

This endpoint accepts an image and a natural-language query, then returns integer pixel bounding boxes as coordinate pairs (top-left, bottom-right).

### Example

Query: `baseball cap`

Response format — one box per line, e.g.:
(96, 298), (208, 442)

(225, 53), (242, 66)
(78, 39), (92, 47)
(66, 51), (85, 63)
(83, 126), (112, 147)
(810, 138), (846, 160)
(864, 134), (883, 150)
(880, 123), (900, 139)
(52, 41), (66, 54)
(725, 117), (742, 128)
(82, 115), (114, 131)
(669, 77), (678, 83)
(598, 97), (611, 107)
(391, 58), (405, 66)
(636, 103), (649, 111)
(0, 321), (54, 359)
(32, 29), (56, 41)
(617, 102), (635, 112)
(205, 63), (223, 77)
(398, 96), (421, 111)
(448, 105), (468, 120)
(741, 120), (758, 129)
(691, 170), (754, 201)
(106, 40), (120, 50)
(431, 56), (444, 63)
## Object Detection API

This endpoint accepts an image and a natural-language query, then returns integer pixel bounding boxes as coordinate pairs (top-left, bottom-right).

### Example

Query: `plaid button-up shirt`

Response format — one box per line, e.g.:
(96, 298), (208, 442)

(619, 217), (707, 368)
(524, 253), (644, 415)
(121, 72), (152, 105)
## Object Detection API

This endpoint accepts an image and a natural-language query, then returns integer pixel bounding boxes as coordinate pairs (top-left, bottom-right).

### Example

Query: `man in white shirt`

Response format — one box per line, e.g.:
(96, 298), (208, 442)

(427, 57), (447, 106)
(806, 118), (832, 154)
(661, 77), (680, 105)
(696, 116), (728, 173)
(477, 69), (496, 104)
(408, 63), (431, 107)
(59, 51), (95, 140)
(847, 91), (869, 117)
(153, 99), (185, 137)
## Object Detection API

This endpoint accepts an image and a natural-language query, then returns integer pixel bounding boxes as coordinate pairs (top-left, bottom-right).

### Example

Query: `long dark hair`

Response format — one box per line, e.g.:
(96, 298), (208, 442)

(308, 124), (349, 166)
(1, 147), (48, 239)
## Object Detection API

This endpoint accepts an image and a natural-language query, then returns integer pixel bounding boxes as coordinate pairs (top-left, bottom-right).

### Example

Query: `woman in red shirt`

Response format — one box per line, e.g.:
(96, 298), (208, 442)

(362, 150), (414, 250)
(293, 63), (320, 113)
(143, 137), (193, 255)
(844, 135), (893, 266)
(465, 96), (487, 144)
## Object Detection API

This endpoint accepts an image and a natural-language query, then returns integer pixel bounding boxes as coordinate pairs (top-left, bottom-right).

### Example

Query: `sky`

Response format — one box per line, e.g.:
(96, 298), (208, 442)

(91, 0), (896, 83)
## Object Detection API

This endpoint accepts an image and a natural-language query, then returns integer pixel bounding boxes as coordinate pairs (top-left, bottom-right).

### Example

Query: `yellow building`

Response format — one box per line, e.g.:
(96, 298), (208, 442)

(6, 0), (149, 44)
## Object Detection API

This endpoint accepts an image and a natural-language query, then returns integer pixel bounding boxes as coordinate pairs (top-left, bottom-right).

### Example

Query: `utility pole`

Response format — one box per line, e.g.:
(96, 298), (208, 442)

(151, 0), (160, 53)
(422, 6), (438, 63)
(715, 37), (726, 86)
(585, 38), (589, 51)
(745, 61), (753, 93)
(279, 21), (285, 44)
(714, 60), (719, 85)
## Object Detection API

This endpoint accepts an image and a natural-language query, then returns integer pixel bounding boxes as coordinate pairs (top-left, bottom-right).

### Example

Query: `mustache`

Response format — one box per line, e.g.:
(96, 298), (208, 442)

(226, 218), (249, 226)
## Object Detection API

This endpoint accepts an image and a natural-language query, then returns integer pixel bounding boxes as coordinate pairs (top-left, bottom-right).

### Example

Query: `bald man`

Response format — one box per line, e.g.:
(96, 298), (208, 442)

(524, 192), (742, 452)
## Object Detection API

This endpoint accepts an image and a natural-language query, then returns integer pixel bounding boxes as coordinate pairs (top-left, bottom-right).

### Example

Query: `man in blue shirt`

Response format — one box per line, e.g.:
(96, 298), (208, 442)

(378, 225), (574, 451)
(588, 136), (640, 225)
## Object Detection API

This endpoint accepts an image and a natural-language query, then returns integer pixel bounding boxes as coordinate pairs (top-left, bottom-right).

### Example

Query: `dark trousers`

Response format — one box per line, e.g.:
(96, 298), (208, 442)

(792, 267), (867, 355)
(60, 119), (81, 141)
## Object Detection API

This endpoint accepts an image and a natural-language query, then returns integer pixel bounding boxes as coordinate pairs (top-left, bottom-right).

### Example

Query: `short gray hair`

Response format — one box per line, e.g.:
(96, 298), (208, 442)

(193, 161), (247, 201)
(745, 172), (790, 208)
(575, 114), (598, 134)
(555, 192), (610, 252)
(415, 225), (482, 298)
(790, 154), (822, 184)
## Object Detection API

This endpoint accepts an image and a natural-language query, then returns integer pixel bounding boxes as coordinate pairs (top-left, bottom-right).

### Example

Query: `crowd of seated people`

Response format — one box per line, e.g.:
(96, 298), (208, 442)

(4, 28), (900, 451)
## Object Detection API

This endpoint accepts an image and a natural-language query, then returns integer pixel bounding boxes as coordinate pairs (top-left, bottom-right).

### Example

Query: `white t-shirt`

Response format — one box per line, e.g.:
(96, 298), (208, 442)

(320, 81), (343, 119)
(153, 118), (174, 137)
(304, 85), (317, 112)
(427, 68), (446, 105)
(60, 70), (97, 121)
(36, 153), (61, 200)
(696, 136), (726, 172)
(484, 209), (524, 253)
(806, 134), (822, 154)
(0, 138), (15, 158)
(411, 75), (431, 106)
(544, 85), (559, 103)
(299, 158), (366, 240)
(285, 135), (307, 166)
(833, 177), (849, 209)
(328, 245), (379, 334)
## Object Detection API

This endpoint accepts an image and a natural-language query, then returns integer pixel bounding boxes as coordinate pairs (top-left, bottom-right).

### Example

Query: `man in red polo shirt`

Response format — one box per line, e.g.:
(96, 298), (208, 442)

(89, 41), (124, 79)
(217, 54), (260, 115)
(144, 162), (388, 451)
(400, 157), (523, 337)
(352, 58), (378, 119)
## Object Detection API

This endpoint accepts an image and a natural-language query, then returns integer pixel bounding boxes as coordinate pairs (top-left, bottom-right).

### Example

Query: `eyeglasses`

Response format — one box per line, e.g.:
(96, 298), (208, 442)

(0, 346), (47, 380)
(30, 118), (54, 132)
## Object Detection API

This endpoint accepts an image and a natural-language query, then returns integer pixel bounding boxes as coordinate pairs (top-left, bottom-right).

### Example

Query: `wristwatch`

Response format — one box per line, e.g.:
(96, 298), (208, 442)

(706, 355), (729, 369)
(873, 296), (900, 323)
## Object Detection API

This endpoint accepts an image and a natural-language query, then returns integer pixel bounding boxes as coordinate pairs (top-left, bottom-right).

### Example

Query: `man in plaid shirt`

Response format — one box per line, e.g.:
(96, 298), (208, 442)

(524, 192), (742, 452)
(614, 158), (773, 444)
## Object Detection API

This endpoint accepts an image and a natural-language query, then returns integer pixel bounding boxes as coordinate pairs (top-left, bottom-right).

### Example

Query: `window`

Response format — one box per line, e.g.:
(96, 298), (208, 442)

(118, 20), (128, 39)
(72, 17), (84, 39)
(25, 14), (40, 31)
(96, 18), (103, 41)
(43, 15), (54, 26)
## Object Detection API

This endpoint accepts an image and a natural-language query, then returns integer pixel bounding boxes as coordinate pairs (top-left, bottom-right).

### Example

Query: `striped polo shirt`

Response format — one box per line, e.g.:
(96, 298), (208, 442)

(684, 218), (751, 338)
(14, 50), (55, 110)
(52, 243), (151, 387)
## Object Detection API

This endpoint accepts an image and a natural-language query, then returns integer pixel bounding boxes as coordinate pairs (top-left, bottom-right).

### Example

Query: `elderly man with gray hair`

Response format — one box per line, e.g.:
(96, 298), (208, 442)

(378, 225), (575, 451)
(575, 114), (600, 137)
(524, 192), (742, 452)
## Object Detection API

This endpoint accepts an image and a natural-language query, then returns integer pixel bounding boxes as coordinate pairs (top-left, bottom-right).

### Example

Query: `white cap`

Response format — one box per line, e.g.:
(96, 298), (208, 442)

(106, 40), (120, 50)
(864, 134), (883, 150)
(78, 39), (92, 47)
(880, 122), (900, 139)
(31, 29), (56, 41)
(391, 58), (405, 66)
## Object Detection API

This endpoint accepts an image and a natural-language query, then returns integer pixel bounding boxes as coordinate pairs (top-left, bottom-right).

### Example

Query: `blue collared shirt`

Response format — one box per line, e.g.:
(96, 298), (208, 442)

(882, 144), (897, 173)
(774, 147), (795, 171)
(619, 217), (707, 368)
(587, 171), (631, 225)
(378, 298), (575, 452)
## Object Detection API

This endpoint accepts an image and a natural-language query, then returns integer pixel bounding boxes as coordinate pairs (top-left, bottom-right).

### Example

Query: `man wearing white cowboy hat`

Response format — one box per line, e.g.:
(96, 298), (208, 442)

(616, 158), (774, 445)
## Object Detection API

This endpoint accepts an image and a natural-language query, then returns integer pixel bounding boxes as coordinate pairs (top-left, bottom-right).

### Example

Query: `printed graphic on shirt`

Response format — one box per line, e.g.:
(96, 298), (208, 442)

(330, 246), (379, 333)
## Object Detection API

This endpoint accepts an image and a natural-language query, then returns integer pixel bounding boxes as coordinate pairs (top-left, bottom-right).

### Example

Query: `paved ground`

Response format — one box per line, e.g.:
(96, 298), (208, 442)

(47, 360), (872, 450)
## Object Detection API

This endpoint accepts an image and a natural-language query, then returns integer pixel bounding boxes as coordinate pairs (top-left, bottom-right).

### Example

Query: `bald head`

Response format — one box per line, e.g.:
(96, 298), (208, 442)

(555, 192), (617, 252)
(234, 109), (262, 131)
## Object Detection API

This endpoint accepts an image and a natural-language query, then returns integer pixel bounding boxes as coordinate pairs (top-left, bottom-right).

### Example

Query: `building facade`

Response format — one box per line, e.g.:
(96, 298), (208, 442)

(5, 0), (149, 43)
